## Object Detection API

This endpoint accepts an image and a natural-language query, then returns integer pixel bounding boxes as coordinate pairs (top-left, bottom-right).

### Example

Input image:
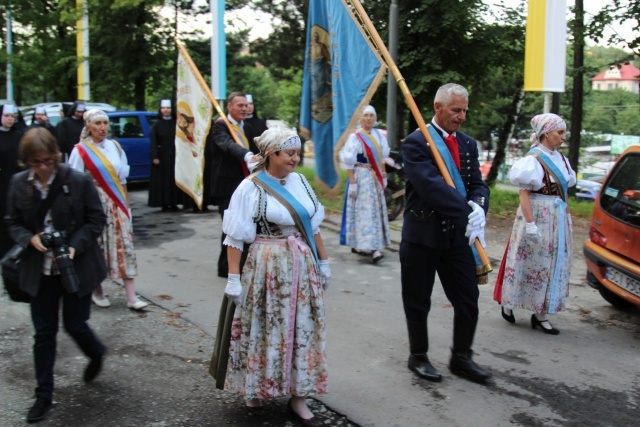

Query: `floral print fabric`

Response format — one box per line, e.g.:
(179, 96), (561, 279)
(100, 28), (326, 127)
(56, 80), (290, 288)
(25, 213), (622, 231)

(96, 184), (137, 280)
(343, 167), (390, 251)
(225, 235), (328, 400)
(500, 194), (572, 314)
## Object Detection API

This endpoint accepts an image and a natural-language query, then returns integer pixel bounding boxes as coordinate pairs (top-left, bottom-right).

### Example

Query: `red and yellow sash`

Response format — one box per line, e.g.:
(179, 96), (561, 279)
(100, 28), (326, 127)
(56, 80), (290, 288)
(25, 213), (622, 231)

(356, 130), (385, 187)
(76, 140), (130, 218)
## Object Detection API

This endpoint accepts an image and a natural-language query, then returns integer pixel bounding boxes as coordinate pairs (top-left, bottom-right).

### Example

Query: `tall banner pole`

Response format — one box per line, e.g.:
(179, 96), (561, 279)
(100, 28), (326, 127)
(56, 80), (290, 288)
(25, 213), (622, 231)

(5, 0), (13, 101)
(348, 0), (492, 280)
(76, 0), (90, 100)
(210, 0), (226, 100)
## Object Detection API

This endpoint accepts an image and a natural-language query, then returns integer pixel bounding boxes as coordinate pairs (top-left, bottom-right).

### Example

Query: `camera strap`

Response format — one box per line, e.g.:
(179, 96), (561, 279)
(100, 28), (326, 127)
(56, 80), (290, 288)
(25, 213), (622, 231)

(35, 167), (70, 230)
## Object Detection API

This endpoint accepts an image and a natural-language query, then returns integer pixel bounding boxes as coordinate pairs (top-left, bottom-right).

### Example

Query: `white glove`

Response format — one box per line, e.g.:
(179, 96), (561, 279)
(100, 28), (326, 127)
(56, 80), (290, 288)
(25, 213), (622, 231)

(224, 273), (243, 306)
(348, 183), (358, 199)
(525, 221), (542, 244)
(244, 152), (259, 172)
(465, 223), (486, 248)
(383, 178), (388, 189)
(467, 201), (485, 228)
(318, 259), (332, 290)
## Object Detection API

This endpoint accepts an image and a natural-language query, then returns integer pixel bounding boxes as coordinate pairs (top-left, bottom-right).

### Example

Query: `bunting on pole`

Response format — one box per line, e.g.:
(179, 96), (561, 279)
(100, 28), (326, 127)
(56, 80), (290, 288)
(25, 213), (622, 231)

(524, 0), (567, 92)
(175, 49), (214, 209)
(300, 0), (386, 189)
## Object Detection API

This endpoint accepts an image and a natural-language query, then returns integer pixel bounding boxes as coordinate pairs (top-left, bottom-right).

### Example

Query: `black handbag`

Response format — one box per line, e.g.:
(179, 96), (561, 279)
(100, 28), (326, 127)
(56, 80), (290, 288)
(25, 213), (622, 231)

(1, 244), (31, 303)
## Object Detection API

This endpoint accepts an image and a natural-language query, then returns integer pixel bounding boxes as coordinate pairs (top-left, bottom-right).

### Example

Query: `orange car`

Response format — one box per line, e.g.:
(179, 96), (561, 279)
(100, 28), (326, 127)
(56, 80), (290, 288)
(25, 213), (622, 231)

(584, 145), (640, 308)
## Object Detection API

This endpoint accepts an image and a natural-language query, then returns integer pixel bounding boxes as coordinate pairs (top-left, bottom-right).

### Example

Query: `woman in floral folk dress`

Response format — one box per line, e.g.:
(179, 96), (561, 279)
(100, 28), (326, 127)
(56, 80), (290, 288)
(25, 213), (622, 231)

(494, 113), (576, 335)
(68, 109), (148, 310)
(339, 105), (391, 264)
(221, 127), (331, 426)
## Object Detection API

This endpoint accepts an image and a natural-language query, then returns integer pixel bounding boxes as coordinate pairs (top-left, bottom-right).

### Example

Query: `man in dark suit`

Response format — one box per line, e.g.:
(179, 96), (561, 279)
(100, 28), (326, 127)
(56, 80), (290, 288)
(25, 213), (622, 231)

(210, 92), (259, 277)
(400, 83), (491, 384)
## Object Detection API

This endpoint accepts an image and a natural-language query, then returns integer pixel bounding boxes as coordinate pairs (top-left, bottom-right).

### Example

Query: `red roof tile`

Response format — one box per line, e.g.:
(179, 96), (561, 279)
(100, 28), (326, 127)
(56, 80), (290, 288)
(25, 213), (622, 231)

(591, 62), (640, 81)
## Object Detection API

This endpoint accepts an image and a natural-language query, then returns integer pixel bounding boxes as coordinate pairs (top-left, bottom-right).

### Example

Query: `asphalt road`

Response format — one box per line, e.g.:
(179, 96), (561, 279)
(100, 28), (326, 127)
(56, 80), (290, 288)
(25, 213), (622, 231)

(2, 185), (639, 426)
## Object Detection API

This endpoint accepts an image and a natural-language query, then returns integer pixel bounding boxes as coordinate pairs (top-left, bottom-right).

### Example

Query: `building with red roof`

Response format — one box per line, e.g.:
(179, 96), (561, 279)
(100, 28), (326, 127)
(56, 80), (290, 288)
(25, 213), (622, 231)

(591, 62), (640, 94)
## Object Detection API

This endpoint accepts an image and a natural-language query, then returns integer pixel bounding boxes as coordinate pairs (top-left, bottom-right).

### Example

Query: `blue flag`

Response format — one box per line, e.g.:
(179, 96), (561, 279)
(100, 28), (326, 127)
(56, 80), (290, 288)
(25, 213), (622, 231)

(300, 0), (386, 189)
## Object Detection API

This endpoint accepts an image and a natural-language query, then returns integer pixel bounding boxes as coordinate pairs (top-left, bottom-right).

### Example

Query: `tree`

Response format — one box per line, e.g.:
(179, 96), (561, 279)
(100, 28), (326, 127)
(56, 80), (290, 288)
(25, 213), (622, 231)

(588, 0), (640, 58)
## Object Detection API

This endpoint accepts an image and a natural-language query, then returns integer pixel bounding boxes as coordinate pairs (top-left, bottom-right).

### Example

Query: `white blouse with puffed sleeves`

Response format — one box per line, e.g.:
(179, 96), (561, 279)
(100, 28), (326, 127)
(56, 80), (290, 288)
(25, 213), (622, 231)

(508, 146), (576, 191)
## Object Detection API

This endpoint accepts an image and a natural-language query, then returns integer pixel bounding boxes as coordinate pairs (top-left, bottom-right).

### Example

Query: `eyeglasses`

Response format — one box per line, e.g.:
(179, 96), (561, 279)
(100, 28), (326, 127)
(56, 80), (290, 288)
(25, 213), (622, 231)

(29, 157), (56, 167)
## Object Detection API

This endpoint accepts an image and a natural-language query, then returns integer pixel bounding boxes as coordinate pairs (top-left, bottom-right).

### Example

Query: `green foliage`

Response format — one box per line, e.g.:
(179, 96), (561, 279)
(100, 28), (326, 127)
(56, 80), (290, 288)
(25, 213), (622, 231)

(275, 69), (303, 126)
(583, 89), (640, 135)
(296, 165), (347, 214)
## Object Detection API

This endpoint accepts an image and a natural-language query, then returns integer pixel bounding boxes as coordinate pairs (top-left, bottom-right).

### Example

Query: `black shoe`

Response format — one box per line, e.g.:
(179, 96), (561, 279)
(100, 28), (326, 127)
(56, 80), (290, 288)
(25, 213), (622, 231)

(408, 353), (442, 382)
(449, 352), (492, 383)
(372, 251), (384, 264)
(84, 353), (104, 383)
(531, 314), (560, 335)
(501, 307), (516, 324)
(27, 397), (51, 423)
(287, 399), (322, 427)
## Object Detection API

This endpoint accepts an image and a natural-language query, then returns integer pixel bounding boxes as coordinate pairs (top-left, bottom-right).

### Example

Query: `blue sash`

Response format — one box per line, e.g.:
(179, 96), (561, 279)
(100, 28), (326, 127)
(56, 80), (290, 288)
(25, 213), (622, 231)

(251, 171), (318, 263)
(527, 148), (569, 201)
(427, 126), (482, 266)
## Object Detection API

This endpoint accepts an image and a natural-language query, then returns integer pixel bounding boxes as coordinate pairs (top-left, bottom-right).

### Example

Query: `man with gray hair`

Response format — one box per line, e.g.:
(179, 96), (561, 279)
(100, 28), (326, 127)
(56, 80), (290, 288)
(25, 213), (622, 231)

(400, 83), (491, 384)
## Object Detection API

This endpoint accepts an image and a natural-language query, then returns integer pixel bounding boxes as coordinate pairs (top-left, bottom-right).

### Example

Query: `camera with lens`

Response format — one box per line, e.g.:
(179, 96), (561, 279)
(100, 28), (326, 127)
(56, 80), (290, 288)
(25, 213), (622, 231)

(40, 231), (80, 294)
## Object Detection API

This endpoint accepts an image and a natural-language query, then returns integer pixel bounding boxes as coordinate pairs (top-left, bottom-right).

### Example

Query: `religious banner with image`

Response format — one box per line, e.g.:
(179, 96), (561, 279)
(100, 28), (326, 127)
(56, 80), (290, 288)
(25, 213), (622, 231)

(300, 0), (386, 190)
(175, 50), (214, 209)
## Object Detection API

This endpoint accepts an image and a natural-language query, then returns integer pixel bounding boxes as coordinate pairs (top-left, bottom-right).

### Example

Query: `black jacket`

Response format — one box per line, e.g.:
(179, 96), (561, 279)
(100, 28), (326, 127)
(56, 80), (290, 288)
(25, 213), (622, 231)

(401, 126), (489, 249)
(209, 119), (258, 200)
(4, 164), (107, 298)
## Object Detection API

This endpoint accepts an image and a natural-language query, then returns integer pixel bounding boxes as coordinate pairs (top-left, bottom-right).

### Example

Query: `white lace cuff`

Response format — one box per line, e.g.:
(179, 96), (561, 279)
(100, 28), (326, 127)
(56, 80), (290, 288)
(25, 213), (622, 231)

(223, 235), (244, 251)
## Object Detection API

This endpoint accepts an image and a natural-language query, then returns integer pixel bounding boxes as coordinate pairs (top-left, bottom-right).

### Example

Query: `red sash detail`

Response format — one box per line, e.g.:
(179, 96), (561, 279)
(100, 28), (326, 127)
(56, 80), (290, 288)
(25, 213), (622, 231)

(355, 133), (384, 187)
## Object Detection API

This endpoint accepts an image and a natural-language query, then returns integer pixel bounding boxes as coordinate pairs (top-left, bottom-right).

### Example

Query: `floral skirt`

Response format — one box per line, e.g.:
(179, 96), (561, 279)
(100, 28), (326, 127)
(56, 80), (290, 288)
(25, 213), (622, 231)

(96, 186), (137, 280)
(225, 235), (328, 400)
(341, 167), (390, 251)
(498, 194), (572, 314)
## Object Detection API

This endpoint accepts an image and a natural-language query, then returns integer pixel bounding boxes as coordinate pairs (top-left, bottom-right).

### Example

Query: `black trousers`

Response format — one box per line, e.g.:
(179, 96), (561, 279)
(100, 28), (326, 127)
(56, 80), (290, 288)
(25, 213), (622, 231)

(30, 274), (106, 400)
(217, 198), (231, 277)
(400, 240), (479, 323)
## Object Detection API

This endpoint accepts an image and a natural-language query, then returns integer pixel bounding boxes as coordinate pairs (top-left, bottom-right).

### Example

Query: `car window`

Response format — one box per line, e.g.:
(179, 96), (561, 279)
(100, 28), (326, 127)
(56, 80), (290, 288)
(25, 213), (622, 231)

(600, 153), (640, 227)
(147, 116), (159, 129)
(109, 116), (144, 138)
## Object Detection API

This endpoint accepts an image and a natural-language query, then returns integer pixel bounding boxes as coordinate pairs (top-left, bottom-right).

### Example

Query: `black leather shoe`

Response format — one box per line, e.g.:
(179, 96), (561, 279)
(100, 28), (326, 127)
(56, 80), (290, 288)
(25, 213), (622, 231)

(84, 353), (104, 383)
(408, 353), (442, 382)
(501, 307), (516, 324)
(449, 352), (492, 383)
(287, 399), (322, 427)
(531, 314), (560, 335)
(27, 397), (51, 423)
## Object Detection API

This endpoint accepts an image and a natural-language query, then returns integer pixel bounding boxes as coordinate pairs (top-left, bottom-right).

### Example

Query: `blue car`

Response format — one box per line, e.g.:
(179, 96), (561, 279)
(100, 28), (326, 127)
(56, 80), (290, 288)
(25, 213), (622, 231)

(106, 111), (158, 181)
(575, 179), (602, 202)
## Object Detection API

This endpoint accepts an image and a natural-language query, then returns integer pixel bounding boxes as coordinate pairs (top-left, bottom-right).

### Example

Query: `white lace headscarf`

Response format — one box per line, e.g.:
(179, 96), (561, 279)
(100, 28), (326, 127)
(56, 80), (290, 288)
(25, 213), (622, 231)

(529, 113), (566, 146)
(80, 109), (109, 140)
(253, 126), (301, 172)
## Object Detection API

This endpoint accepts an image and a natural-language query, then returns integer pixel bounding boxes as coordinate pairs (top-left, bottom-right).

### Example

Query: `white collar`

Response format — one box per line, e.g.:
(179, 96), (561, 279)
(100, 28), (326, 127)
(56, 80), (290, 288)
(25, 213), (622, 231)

(431, 118), (455, 138)
(227, 114), (243, 127)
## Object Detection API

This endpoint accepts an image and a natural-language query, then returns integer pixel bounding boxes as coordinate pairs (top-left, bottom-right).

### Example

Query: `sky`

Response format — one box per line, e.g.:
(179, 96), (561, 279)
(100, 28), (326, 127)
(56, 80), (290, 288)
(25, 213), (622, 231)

(189, 1), (637, 50)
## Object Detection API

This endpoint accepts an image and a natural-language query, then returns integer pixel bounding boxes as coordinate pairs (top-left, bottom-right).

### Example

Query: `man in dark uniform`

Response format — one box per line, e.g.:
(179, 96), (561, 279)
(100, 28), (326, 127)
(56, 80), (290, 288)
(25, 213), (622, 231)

(56, 101), (86, 159)
(210, 92), (259, 277)
(27, 107), (57, 137)
(400, 83), (491, 383)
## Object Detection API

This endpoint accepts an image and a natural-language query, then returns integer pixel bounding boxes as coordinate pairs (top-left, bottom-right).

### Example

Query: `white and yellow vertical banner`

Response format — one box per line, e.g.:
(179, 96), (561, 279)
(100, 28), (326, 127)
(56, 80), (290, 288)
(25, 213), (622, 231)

(76, 0), (90, 100)
(524, 0), (567, 92)
(175, 51), (213, 209)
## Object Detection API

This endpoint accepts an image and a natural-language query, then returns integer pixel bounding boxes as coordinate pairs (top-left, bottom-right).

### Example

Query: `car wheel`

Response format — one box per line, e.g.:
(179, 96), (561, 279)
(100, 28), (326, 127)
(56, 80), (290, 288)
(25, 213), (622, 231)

(598, 285), (635, 309)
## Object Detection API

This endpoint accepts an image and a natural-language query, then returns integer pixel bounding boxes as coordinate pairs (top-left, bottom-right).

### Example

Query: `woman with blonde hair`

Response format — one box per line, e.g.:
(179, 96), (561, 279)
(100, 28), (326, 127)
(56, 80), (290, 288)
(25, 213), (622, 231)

(69, 109), (148, 310)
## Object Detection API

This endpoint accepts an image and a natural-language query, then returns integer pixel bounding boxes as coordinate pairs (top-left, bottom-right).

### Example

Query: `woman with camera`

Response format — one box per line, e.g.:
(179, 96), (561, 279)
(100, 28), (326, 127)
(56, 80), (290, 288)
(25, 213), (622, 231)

(68, 109), (148, 310)
(213, 127), (331, 426)
(5, 128), (108, 423)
